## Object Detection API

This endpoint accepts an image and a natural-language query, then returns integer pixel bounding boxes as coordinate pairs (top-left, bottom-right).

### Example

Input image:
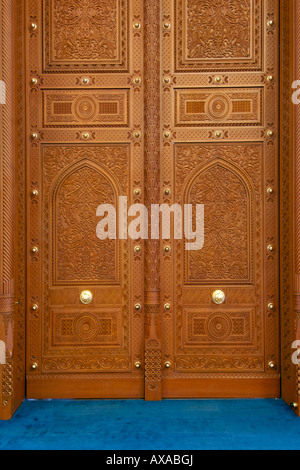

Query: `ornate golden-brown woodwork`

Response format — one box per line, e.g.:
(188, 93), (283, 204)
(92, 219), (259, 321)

(144, 0), (162, 400)
(1, 0), (300, 418)
(161, 0), (280, 397)
(0, 0), (18, 420)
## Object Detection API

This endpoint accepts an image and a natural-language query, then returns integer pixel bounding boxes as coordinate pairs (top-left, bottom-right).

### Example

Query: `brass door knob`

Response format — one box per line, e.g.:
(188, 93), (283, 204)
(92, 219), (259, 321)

(212, 290), (226, 304)
(80, 290), (93, 305)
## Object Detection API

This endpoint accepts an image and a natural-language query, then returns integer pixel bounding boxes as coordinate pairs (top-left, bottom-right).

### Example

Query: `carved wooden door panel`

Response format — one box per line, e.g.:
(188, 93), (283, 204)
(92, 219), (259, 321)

(160, 0), (280, 397)
(26, 0), (145, 398)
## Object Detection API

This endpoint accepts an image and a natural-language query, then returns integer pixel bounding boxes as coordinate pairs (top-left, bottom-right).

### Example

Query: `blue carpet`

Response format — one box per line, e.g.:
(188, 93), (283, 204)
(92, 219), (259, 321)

(0, 399), (299, 450)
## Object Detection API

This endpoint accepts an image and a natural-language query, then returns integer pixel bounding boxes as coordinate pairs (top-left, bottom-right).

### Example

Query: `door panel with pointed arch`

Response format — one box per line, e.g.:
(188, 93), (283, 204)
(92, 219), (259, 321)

(160, 0), (280, 397)
(26, 0), (145, 398)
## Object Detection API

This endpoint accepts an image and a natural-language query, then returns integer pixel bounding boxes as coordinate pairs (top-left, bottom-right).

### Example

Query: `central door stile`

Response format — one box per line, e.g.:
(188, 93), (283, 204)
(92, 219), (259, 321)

(144, 0), (162, 400)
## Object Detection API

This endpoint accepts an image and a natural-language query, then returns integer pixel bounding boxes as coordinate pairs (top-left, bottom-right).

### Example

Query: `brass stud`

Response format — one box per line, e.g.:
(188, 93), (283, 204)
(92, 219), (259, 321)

(135, 361), (142, 369)
(31, 363), (38, 370)
(135, 303), (142, 311)
(163, 22), (171, 30)
(163, 77), (171, 85)
(212, 290), (226, 305)
(133, 22), (141, 30)
(267, 130), (274, 137)
(267, 187), (274, 195)
(267, 244), (274, 252)
(30, 78), (38, 86)
(164, 131), (171, 139)
(133, 131), (141, 139)
(164, 303), (171, 311)
(81, 77), (90, 85)
(267, 20), (275, 27)
(134, 77), (141, 85)
(164, 188), (171, 196)
(268, 303), (275, 310)
(134, 245), (141, 254)
(268, 361), (276, 370)
(32, 189), (39, 197)
(82, 132), (90, 140)
(32, 304), (39, 312)
(80, 290), (93, 305)
(134, 188), (141, 196)
(215, 131), (222, 138)
(290, 402), (298, 410)
(214, 76), (222, 84)
(267, 75), (274, 82)
(31, 132), (38, 140)
(164, 245), (171, 253)
(30, 23), (38, 32)
(164, 361), (172, 369)
(31, 246), (39, 254)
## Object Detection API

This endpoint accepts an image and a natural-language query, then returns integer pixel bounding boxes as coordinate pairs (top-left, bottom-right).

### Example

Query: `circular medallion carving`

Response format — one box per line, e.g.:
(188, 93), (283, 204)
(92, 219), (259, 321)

(73, 96), (98, 122)
(207, 314), (232, 341)
(75, 314), (99, 342)
(206, 94), (231, 121)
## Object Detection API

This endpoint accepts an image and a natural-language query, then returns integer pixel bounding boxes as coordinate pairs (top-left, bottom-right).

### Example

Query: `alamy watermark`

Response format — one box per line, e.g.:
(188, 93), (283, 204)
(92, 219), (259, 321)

(0, 341), (6, 365)
(0, 80), (5, 105)
(292, 341), (300, 365)
(96, 198), (204, 251)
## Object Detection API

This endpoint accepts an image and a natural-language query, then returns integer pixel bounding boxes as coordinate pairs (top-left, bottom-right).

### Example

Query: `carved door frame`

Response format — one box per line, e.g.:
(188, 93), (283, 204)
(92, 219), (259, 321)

(0, 0), (299, 418)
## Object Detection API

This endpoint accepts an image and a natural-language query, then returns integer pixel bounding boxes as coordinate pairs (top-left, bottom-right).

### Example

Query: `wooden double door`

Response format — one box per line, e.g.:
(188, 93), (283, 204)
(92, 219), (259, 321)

(26, 0), (280, 399)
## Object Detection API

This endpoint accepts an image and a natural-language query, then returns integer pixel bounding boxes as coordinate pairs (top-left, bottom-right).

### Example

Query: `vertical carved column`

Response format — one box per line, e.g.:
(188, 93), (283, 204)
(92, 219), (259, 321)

(144, 0), (162, 400)
(293, 0), (300, 413)
(0, 0), (16, 419)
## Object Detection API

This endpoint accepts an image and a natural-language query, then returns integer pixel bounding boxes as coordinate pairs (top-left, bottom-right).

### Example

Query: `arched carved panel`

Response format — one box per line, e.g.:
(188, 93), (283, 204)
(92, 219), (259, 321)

(52, 162), (118, 285)
(26, 0), (145, 398)
(185, 162), (253, 284)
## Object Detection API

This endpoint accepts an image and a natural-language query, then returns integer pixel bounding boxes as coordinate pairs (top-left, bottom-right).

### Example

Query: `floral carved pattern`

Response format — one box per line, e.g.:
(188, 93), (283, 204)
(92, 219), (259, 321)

(186, 0), (251, 59)
(188, 164), (250, 282)
(54, 165), (117, 283)
(52, 0), (118, 61)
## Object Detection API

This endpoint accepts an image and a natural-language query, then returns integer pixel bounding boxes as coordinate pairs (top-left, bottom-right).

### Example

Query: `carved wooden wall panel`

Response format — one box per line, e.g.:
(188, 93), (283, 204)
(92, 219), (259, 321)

(26, 0), (145, 398)
(161, 0), (280, 397)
